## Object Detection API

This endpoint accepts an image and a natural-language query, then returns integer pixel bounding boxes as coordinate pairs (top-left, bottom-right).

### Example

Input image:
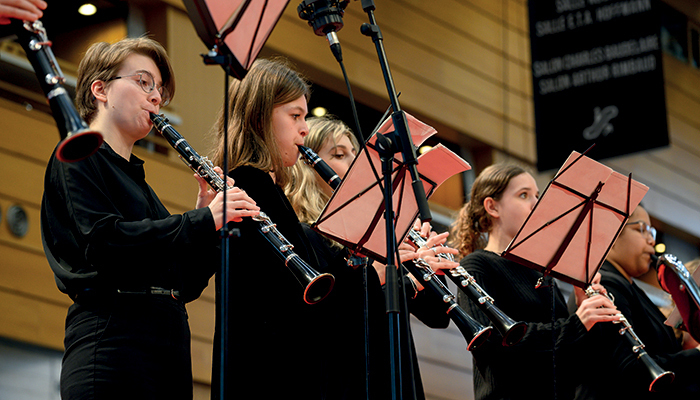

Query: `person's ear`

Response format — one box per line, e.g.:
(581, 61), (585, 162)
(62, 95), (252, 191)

(484, 197), (499, 219)
(91, 80), (107, 103)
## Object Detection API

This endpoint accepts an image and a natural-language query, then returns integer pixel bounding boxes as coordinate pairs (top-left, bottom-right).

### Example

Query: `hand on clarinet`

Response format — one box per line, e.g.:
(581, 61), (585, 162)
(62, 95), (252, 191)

(395, 221), (460, 291)
(0, 0), (46, 24)
(574, 273), (620, 331)
(194, 167), (227, 209)
(195, 167), (259, 230)
(373, 239), (432, 287)
(409, 221), (460, 273)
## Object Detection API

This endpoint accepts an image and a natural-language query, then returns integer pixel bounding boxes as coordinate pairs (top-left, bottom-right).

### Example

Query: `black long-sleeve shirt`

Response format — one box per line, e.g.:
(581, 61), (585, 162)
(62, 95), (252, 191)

(41, 142), (218, 302)
(457, 250), (591, 400)
(41, 142), (220, 399)
(213, 166), (324, 400)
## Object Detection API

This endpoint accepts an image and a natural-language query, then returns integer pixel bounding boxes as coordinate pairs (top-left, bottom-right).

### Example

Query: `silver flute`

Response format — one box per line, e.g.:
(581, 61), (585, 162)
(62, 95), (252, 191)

(584, 285), (675, 392)
(150, 113), (334, 304)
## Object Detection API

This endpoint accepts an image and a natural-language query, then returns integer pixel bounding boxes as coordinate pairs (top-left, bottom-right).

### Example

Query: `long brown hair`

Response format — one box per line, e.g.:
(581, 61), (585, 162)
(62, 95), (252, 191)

(449, 164), (527, 258)
(209, 58), (311, 188)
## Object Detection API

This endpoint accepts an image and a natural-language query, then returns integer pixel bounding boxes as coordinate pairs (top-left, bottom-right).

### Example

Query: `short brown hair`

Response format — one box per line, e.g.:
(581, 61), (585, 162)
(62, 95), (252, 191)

(75, 37), (174, 124)
(210, 57), (311, 188)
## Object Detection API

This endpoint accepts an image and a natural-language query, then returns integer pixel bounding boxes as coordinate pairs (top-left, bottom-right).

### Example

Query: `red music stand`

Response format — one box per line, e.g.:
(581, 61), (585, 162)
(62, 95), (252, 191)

(312, 112), (471, 263)
(183, 0), (289, 78)
(502, 151), (648, 288)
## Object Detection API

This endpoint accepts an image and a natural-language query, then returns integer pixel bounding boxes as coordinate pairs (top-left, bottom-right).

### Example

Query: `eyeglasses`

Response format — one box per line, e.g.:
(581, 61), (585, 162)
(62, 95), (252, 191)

(108, 70), (171, 106)
(625, 220), (657, 241)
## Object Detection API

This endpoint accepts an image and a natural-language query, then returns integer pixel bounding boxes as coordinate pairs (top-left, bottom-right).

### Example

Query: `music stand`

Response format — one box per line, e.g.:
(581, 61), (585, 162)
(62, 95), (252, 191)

(502, 151), (648, 288)
(312, 112), (471, 264)
(181, 2), (290, 399)
(183, 0), (289, 79)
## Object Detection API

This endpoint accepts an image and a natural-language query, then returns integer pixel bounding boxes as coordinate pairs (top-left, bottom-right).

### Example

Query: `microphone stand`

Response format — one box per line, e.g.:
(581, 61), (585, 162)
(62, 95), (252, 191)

(298, 1), (431, 398)
(202, 46), (238, 400)
(359, 2), (432, 399)
(359, 0), (432, 224)
(374, 132), (411, 400)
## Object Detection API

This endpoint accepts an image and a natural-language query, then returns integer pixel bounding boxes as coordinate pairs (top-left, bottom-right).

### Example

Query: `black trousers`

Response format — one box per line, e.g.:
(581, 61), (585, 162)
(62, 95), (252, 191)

(60, 295), (192, 400)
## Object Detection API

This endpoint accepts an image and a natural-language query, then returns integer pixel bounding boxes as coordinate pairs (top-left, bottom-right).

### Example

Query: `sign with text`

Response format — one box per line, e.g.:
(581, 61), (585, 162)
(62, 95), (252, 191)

(529, 0), (669, 171)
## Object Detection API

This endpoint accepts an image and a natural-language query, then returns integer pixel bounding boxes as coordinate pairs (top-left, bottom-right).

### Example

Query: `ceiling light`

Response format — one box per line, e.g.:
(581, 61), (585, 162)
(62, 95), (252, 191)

(655, 243), (666, 254)
(78, 3), (97, 16)
(312, 107), (327, 117)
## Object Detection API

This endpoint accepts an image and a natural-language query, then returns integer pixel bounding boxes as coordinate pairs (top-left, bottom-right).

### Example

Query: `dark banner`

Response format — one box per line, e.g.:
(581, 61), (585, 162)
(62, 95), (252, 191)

(529, 0), (669, 171)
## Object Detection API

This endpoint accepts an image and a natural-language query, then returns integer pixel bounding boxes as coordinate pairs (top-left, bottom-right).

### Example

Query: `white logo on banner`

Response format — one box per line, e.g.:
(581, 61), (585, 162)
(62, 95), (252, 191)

(583, 105), (619, 140)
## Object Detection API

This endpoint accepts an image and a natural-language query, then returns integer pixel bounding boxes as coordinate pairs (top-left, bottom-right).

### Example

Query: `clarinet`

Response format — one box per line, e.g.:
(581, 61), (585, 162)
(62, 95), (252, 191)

(150, 113), (335, 304)
(584, 286), (675, 392)
(401, 251), (493, 350)
(12, 19), (103, 162)
(405, 230), (528, 346)
(298, 145), (496, 350)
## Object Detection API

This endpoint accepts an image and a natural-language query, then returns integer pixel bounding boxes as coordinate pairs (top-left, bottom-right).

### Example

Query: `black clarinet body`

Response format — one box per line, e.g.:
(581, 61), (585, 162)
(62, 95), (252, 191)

(297, 145), (341, 188)
(401, 254), (492, 350)
(150, 113), (334, 304)
(584, 286), (675, 392)
(13, 19), (102, 162)
(405, 229), (528, 346)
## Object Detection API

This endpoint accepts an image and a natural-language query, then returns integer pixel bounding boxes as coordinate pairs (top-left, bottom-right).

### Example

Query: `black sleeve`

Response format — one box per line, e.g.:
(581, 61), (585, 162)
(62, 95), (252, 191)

(459, 252), (588, 357)
(42, 150), (218, 300)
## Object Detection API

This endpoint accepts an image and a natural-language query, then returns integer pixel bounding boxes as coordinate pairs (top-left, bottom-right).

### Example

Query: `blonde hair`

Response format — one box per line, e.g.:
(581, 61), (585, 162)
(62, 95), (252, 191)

(285, 115), (357, 224)
(449, 164), (527, 258)
(210, 58), (311, 188)
(76, 37), (174, 124)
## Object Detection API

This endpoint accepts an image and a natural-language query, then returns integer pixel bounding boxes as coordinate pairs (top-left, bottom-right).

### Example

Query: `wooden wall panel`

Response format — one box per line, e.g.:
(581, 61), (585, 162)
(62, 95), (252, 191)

(396, 0), (503, 53)
(259, 0), (538, 165)
(187, 297), (215, 342)
(191, 336), (214, 384)
(0, 290), (67, 351)
(0, 98), (58, 163)
(0, 199), (42, 254)
(0, 243), (65, 305)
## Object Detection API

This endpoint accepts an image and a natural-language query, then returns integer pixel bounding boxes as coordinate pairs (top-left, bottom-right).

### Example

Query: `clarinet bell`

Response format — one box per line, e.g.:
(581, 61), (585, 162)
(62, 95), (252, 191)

(302, 272), (335, 305)
(642, 353), (675, 392)
(449, 305), (493, 351)
(52, 89), (102, 162)
(56, 128), (103, 162)
(484, 302), (527, 346)
(500, 319), (528, 347)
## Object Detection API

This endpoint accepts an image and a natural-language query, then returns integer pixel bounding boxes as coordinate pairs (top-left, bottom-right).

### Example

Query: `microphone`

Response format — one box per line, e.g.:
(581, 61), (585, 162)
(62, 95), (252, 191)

(297, 0), (349, 62)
